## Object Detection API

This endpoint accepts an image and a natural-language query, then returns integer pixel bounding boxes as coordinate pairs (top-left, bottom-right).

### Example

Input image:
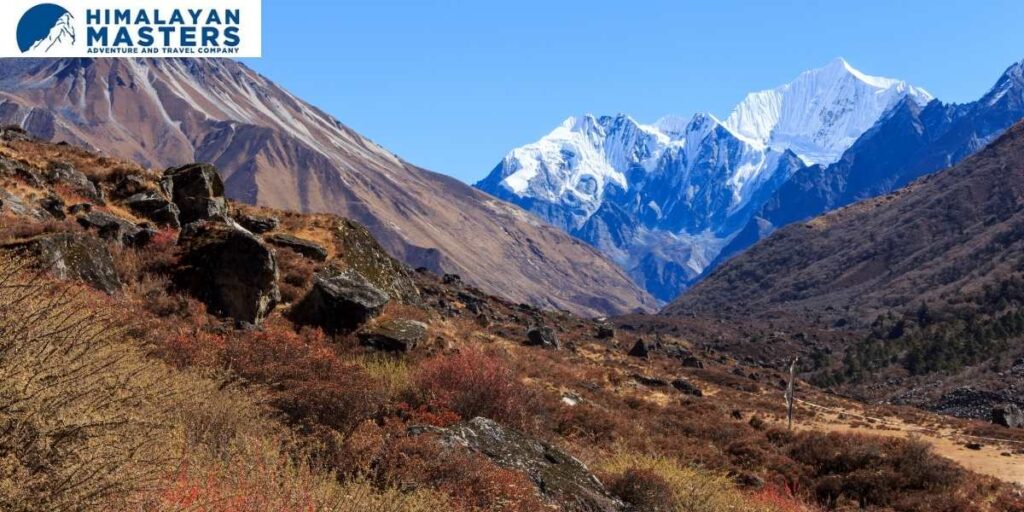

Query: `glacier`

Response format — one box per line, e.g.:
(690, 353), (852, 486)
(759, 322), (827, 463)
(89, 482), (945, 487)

(475, 58), (933, 302)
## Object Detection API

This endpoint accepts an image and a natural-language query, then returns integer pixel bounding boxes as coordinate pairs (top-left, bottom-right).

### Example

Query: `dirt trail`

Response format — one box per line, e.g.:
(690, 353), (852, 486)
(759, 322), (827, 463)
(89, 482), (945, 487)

(794, 399), (1024, 484)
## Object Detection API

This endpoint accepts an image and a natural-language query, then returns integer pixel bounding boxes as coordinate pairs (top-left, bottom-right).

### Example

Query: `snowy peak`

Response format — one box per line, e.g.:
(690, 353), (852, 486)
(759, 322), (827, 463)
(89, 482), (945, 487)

(27, 13), (75, 55)
(723, 58), (932, 164)
(983, 59), (1024, 106)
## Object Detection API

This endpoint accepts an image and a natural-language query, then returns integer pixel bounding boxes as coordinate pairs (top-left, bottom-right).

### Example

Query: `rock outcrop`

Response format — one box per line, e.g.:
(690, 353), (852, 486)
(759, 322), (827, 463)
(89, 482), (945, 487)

(992, 404), (1023, 428)
(526, 325), (560, 349)
(235, 213), (279, 234)
(176, 221), (280, 324)
(76, 211), (152, 247)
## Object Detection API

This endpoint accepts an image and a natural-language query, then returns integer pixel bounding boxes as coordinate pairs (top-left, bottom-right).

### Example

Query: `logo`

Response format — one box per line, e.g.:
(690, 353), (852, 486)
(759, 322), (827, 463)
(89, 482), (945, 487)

(2, 0), (261, 58)
(17, 3), (75, 54)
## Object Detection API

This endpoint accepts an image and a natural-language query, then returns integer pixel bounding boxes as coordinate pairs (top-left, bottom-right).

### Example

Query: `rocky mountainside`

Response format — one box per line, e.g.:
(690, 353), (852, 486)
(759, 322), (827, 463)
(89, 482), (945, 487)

(0, 58), (654, 316)
(665, 121), (1024, 411)
(1, 126), (1020, 511)
(715, 59), (1024, 268)
(476, 59), (931, 301)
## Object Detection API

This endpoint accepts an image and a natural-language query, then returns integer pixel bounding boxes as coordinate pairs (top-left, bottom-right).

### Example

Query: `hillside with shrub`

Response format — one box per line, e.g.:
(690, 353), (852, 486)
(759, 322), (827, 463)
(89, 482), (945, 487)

(1, 126), (1021, 510)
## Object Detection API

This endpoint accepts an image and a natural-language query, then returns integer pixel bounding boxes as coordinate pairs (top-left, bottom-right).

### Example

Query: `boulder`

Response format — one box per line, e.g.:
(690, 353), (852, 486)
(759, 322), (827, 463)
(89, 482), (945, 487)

(67, 203), (92, 215)
(291, 268), (389, 333)
(266, 233), (328, 261)
(409, 417), (623, 512)
(442, 273), (462, 286)
(681, 356), (705, 369)
(628, 338), (653, 358)
(38, 194), (66, 219)
(671, 378), (703, 397)
(0, 188), (45, 219)
(176, 221), (280, 324)
(42, 162), (102, 203)
(631, 374), (669, 388)
(111, 173), (150, 199)
(1, 233), (121, 293)
(359, 319), (428, 352)
(595, 323), (615, 339)
(122, 191), (180, 228)
(992, 404), (1023, 428)
(526, 325), (560, 349)
(76, 211), (151, 247)
(160, 163), (228, 225)
(235, 213), (280, 234)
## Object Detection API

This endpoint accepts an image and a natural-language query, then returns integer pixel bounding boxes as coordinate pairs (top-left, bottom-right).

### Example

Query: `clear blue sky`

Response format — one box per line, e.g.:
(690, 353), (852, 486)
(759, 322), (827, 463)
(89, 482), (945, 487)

(244, 0), (1024, 183)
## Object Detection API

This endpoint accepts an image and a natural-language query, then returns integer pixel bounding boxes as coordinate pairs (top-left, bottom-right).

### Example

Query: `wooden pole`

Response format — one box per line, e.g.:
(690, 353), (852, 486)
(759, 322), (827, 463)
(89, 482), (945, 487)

(786, 357), (799, 430)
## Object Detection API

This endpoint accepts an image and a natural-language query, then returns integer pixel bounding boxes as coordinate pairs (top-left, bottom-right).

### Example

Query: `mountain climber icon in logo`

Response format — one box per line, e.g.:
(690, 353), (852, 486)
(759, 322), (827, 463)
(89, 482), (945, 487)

(17, 4), (75, 54)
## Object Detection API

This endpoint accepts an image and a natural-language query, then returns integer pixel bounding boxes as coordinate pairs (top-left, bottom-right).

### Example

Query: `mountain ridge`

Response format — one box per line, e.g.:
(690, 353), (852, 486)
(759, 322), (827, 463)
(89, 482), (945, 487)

(0, 57), (656, 316)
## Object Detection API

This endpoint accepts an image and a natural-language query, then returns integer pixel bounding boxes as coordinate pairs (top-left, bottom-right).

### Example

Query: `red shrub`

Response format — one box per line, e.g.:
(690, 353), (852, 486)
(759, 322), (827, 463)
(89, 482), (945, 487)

(414, 347), (538, 429)
(224, 324), (383, 436)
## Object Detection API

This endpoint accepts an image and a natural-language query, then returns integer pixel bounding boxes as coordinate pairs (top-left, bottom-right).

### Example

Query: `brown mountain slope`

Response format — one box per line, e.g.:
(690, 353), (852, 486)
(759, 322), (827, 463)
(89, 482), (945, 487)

(663, 122), (1024, 409)
(0, 58), (654, 316)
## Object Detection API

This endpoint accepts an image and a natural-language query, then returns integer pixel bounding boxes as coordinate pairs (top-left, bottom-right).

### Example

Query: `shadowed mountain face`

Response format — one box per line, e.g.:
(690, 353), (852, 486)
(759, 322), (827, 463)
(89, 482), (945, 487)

(0, 58), (655, 316)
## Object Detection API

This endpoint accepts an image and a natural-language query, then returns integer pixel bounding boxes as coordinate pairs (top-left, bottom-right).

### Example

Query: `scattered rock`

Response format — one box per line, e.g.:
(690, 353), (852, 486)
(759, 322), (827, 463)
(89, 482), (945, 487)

(734, 472), (765, 489)
(595, 323), (615, 339)
(992, 404), (1023, 428)
(628, 338), (653, 358)
(43, 162), (102, 203)
(671, 378), (703, 397)
(37, 194), (65, 219)
(359, 319), (428, 352)
(1, 233), (121, 293)
(965, 442), (983, 450)
(177, 221), (280, 324)
(161, 163), (228, 224)
(265, 233), (328, 261)
(235, 212), (279, 234)
(681, 356), (705, 369)
(67, 203), (92, 215)
(76, 211), (150, 247)
(122, 191), (181, 228)
(409, 417), (623, 512)
(0, 188), (45, 219)
(526, 325), (560, 349)
(111, 173), (150, 199)
(442, 273), (462, 286)
(631, 374), (668, 387)
(291, 268), (390, 333)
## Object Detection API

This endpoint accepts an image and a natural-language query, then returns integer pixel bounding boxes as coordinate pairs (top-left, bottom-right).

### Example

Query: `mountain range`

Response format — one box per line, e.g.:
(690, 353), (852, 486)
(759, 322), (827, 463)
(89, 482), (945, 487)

(477, 59), (1024, 302)
(664, 119), (1024, 410)
(0, 58), (656, 316)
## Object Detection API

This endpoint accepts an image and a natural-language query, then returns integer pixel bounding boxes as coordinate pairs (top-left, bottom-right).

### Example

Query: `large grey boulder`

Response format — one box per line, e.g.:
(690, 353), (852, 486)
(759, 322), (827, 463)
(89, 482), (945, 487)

(161, 163), (228, 225)
(992, 404), (1023, 428)
(176, 221), (280, 324)
(122, 191), (180, 228)
(2, 233), (121, 294)
(410, 417), (624, 511)
(291, 269), (390, 333)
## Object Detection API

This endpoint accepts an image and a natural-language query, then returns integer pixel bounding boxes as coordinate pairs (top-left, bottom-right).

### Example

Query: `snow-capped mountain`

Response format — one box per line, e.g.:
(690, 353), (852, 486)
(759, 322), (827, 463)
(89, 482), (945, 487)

(476, 59), (932, 301)
(27, 13), (75, 55)
(723, 58), (932, 165)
